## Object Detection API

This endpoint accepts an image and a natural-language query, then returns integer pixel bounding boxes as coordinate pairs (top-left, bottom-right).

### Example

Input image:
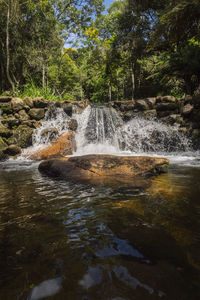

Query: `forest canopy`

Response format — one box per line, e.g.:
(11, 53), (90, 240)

(0, 0), (200, 101)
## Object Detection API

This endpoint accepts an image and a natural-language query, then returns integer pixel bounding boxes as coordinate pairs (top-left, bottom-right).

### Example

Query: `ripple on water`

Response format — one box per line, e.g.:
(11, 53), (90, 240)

(0, 159), (200, 299)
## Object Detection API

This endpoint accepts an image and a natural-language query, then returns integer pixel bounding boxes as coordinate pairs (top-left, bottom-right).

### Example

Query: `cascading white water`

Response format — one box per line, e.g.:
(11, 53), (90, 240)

(73, 105), (124, 154)
(121, 117), (191, 153)
(24, 103), (192, 158)
(31, 104), (70, 150)
(73, 105), (191, 155)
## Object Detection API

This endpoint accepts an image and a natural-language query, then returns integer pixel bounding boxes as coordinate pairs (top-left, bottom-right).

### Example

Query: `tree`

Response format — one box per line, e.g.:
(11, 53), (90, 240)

(0, 0), (104, 95)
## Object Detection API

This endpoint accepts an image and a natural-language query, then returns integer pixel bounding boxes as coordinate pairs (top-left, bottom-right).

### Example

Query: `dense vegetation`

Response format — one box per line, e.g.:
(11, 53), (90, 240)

(0, 0), (200, 102)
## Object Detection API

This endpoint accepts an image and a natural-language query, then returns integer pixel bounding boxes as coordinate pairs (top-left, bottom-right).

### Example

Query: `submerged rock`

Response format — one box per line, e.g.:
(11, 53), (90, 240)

(38, 155), (169, 185)
(29, 130), (76, 160)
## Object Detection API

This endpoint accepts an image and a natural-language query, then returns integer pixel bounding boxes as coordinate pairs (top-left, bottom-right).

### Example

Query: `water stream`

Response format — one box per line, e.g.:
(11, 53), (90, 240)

(0, 104), (200, 299)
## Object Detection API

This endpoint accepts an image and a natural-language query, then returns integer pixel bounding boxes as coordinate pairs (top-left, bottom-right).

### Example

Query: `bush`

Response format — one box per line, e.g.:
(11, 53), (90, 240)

(15, 82), (63, 101)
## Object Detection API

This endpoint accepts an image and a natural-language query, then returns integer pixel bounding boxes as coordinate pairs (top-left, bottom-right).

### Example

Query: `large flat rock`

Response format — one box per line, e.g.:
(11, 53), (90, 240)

(38, 155), (169, 185)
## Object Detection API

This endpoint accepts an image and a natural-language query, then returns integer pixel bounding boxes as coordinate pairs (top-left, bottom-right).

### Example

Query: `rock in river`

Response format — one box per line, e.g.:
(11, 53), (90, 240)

(39, 155), (169, 185)
(29, 130), (76, 160)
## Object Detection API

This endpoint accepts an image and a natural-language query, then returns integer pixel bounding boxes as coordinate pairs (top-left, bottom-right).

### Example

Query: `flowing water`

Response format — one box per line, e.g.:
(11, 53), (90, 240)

(73, 105), (191, 155)
(0, 105), (200, 300)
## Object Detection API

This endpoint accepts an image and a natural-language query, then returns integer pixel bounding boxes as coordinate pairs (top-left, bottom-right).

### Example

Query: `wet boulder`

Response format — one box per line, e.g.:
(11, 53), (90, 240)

(38, 155), (169, 185)
(123, 111), (135, 121)
(40, 128), (59, 142)
(29, 130), (76, 160)
(3, 144), (22, 156)
(62, 102), (73, 116)
(68, 119), (78, 131)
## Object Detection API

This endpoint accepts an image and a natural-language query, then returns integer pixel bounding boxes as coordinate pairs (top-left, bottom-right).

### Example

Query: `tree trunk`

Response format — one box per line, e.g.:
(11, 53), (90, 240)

(42, 63), (45, 90)
(109, 84), (112, 102)
(6, 4), (15, 92)
(0, 60), (4, 92)
(131, 62), (135, 100)
(123, 81), (125, 99)
(80, 72), (83, 100)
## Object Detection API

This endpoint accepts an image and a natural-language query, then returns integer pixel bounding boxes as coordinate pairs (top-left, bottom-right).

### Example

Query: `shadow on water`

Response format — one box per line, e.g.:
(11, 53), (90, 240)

(0, 161), (200, 299)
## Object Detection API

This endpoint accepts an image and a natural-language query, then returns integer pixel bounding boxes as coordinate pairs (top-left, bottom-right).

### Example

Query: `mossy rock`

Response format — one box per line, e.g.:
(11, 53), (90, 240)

(0, 102), (12, 114)
(0, 150), (8, 161)
(8, 125), (33, 148)
(29, 108), (45, 120)
(0, 137), (8, 150)
(3, 144), (22, 156)
(0, 125), (13, 138)
(0, 96), (12, 103)
(0, 137), (8, 161)
(1, 117), (20, 129)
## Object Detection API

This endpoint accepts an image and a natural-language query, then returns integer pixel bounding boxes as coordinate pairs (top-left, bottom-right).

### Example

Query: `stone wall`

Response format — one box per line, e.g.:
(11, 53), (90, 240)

(0, 95), (200, 160)
(0, 96), (84, 160)
(110, 95), (200, 149)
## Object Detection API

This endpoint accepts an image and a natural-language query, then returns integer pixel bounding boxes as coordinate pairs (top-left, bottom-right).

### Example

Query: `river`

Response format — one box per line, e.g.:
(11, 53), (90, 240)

(0, 156), (200, 300)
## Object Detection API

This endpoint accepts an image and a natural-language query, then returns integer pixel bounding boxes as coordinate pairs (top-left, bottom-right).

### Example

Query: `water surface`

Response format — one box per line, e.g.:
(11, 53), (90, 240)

(0, 158), (200, 300)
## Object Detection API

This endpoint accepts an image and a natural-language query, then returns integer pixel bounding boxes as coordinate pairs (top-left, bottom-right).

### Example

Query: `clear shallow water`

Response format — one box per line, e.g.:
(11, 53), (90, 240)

(0, 157), (200, 300)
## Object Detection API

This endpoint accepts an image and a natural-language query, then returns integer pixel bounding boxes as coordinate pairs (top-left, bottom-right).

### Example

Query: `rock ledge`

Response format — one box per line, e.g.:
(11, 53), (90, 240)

(39, 154), (169, 185)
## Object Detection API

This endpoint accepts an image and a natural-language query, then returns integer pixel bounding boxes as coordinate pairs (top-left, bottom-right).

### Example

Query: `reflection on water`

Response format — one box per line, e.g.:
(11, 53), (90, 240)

(28, 277), (62, 300)
(0, 160), (200, 299)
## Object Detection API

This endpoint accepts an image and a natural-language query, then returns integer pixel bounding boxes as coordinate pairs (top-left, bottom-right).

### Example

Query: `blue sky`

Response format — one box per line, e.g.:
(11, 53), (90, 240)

(104, 0), (114, 9)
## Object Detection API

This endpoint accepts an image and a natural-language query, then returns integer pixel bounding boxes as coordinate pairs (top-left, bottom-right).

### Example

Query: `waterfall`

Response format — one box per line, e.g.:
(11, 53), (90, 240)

(26, 103), (191, 156)
(73, 105), (191, 155)
(122, 117), (191, 153)
(73, 105), (124, 154)
(31, 104), (70, 150)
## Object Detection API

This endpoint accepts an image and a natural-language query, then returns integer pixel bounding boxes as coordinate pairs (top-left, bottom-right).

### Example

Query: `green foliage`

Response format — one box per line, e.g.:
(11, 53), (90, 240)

(0, 0), (104, 98)
(16, 82), (62, 101)
(0, 0), (199, 100)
